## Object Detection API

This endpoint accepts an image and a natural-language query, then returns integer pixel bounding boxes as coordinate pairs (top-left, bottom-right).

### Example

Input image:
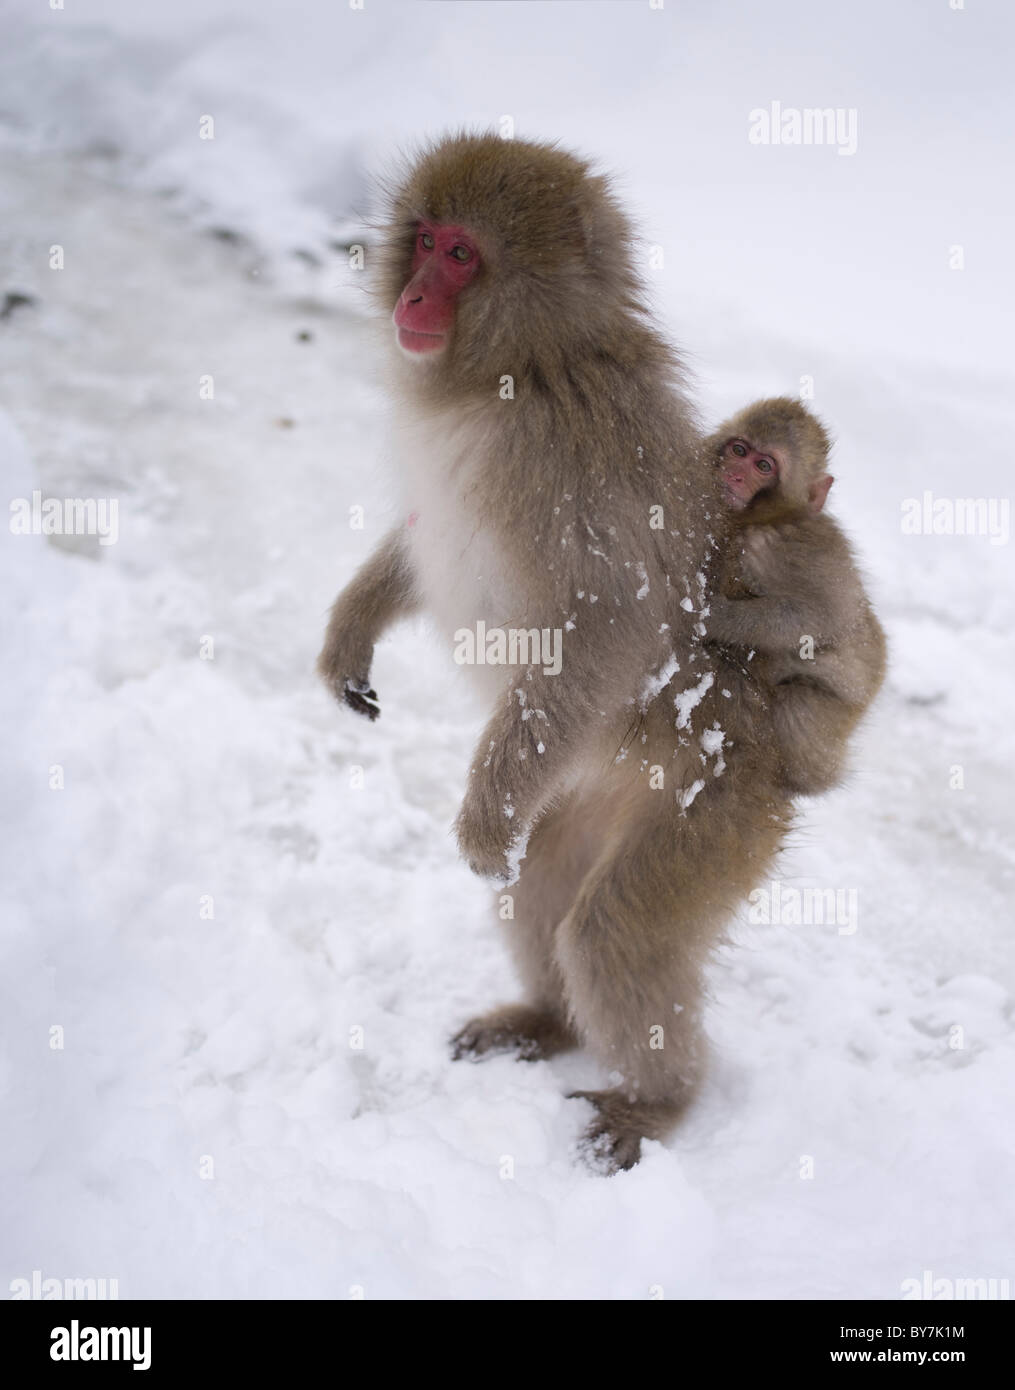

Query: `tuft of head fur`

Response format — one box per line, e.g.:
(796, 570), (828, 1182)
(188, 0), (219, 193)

(717, 397), (831, 474)
(375, 131), (679, 403)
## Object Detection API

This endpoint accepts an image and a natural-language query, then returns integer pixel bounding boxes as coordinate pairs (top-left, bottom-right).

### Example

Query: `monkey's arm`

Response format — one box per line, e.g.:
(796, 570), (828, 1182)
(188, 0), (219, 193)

(705, 593), (839, 656)
(317, 526), (420, 720)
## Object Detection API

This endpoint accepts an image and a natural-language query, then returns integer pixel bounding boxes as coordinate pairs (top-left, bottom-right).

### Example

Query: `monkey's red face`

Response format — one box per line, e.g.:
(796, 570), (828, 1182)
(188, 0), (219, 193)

(392, 223), (481, 356)
(720, 438), (779, 510)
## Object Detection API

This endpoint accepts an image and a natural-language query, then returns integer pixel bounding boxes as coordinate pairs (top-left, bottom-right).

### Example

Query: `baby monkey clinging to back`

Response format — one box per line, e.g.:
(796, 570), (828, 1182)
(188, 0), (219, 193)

(704, 398), (886, 796)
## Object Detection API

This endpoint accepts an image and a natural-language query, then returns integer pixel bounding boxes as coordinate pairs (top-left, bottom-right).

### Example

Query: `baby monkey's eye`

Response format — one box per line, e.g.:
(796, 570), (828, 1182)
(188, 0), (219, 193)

(731, 442), (748, 458)
(420, 232), (435, 250)
(450, 245), (472, 263)
(755, 457), (774, 474)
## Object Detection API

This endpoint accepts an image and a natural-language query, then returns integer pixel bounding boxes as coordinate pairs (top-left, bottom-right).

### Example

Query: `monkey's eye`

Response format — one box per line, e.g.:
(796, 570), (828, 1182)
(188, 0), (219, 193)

(731, 442), (748, 458)
(450, 245), (472, 263)
(755, 457), (774, 474)
(419, 232), (435, 251)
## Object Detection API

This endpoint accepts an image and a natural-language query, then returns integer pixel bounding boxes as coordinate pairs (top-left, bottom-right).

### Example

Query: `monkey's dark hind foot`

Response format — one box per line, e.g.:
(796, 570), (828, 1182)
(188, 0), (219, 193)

(450, 1004), (576, 1063)
(569, 1089), (684, 1175)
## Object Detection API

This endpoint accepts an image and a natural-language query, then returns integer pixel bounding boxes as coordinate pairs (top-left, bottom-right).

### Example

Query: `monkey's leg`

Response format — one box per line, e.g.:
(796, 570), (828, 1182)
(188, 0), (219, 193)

(450, 795), (598, 1063)
(556, 775), (791, 1172)
(772, 684), (854, 796)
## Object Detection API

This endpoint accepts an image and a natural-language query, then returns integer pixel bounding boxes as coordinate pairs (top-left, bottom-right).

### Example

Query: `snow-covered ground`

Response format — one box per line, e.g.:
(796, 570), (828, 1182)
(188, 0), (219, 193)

(1, 0), (1013, 1299)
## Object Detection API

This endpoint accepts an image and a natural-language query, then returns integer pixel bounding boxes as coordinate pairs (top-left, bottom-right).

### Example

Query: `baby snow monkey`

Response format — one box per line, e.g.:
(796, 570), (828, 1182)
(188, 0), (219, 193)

(704, 398), (886, 795)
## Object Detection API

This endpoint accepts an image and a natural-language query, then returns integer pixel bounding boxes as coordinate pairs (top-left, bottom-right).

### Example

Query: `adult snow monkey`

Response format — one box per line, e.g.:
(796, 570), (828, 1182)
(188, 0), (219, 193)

(318, 134), (790, 1171)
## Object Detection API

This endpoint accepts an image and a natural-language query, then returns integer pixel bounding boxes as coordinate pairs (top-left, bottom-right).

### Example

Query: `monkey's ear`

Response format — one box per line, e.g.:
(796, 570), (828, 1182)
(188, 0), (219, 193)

(808, 474), (834, 515)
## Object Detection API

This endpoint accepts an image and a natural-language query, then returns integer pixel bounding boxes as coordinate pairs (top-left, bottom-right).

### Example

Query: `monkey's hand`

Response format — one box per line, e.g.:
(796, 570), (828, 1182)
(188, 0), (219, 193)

(706, 593), (818, 653)
(341, 677), (381, 721)
(454, 785), (527, 883)
(317, 641), (380, 720)
(703, 594), (747, 640)
(317, 527), (421, 722)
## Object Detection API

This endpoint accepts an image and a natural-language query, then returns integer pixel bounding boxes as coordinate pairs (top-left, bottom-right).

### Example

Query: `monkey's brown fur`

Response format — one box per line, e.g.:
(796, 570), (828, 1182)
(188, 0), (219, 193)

(705, 398), (887, 796)
(319, 135), (793, 1171)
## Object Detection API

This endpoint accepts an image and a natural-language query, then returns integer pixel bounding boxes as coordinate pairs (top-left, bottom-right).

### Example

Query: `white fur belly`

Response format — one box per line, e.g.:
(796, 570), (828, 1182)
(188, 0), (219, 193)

(394, 410), (523, 693)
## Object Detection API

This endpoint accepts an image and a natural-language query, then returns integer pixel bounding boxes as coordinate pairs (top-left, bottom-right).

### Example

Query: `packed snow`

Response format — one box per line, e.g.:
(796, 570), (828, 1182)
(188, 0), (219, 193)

(1, 0), (1013, 1299)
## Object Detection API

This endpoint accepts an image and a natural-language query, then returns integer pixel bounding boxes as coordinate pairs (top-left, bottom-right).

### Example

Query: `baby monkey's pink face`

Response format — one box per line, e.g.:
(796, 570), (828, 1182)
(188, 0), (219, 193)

(719, 437), (779, 510)
(392, 222), (482, 356)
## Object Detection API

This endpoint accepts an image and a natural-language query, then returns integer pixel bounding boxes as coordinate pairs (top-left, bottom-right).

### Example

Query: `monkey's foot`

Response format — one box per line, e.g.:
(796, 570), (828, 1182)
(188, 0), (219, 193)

(450, 1004), (577, 1063)
(569, 1089), (683, 1175)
